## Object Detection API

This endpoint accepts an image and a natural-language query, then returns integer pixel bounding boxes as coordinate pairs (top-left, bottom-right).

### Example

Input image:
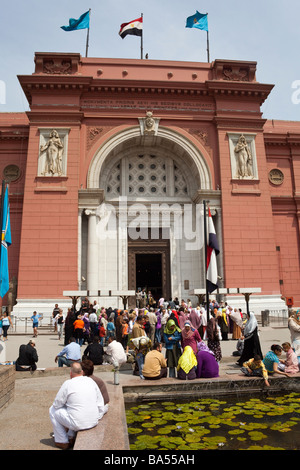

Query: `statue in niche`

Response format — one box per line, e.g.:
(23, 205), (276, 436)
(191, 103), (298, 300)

(40, 129), (64, 176)
(234, 135), (254, 179)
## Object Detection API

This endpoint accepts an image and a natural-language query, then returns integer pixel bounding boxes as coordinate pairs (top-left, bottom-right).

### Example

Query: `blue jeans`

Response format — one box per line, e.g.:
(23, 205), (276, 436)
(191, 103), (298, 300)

(155, 329), (161, 343)
(58, 357), (81, 367)
(135, 352), (145, 377)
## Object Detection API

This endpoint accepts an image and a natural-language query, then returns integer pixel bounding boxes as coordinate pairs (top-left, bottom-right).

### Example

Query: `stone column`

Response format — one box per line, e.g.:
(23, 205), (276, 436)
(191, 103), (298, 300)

(85, 209), (99, 292)
(78, 209), (83, 290)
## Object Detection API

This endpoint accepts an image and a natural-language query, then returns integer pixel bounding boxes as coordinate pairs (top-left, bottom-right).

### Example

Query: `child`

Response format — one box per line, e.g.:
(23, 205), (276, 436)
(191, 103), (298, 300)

(240, 354), (270, 387)
(279, 342), (299, 374)
(98, 324), (106, 346)
(121, 318), (129, 352)
(106, 319), (115, 342)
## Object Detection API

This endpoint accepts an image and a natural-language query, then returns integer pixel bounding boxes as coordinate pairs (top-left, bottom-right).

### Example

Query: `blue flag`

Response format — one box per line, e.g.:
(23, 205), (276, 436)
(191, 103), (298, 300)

(0, 186), (11, 298)
(61, 10), (90, 31)
(186, 11), (208, 31)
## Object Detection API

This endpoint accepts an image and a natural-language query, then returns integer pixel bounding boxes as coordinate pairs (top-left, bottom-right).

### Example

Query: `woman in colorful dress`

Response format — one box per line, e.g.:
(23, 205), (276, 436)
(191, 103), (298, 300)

(288, 309), (300, 367)
(177, 346), (197, 380)
(163, 319), (182, 378)
(181, 320), (201, 354)
(196, 341), (219, 378)
(206, 315), (222, 362)
(237, 311), (263, 366)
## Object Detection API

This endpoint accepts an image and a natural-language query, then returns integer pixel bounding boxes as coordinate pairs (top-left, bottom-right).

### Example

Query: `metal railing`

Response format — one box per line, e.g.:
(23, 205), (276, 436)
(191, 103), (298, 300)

(10, 315), (54, 334)
(259, 309), (289, 327)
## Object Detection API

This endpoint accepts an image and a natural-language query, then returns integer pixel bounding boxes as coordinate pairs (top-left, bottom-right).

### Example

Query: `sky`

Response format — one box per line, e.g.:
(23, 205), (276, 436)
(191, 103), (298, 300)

(0, 0), (300, 121)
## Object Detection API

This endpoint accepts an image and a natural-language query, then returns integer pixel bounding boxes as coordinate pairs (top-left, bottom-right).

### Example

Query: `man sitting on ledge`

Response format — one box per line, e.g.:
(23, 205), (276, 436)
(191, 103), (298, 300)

(49, 362), (106, 450)
(15, 340), (38, 371)
(142, 342), (167, 380)
(55, 337), (81, 367)
(103, 336), (127, 368)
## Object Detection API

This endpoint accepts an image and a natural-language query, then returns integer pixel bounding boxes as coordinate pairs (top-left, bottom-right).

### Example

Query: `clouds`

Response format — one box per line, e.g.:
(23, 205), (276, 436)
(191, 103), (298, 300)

(0, 0), (299, 120)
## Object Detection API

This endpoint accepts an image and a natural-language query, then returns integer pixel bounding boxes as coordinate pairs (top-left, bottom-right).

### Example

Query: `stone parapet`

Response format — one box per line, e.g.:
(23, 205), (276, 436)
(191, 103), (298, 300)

(0, 366), (15, 413)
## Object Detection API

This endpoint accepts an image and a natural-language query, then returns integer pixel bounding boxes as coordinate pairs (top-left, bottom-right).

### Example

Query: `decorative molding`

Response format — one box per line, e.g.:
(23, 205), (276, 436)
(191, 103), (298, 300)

(138, 111), (160, 136)
(3, 165), (21, 183)
(269, 169), (284, 186)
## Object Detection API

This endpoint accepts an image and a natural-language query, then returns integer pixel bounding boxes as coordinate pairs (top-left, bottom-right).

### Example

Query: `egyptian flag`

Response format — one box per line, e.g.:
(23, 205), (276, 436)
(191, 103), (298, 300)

(119, 17), (143, 39)
(206, 207), (220, 293)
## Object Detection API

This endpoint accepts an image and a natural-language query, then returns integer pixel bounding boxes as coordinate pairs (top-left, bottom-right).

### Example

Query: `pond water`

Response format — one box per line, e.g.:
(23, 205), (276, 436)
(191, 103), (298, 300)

(126, 392), (300, 450)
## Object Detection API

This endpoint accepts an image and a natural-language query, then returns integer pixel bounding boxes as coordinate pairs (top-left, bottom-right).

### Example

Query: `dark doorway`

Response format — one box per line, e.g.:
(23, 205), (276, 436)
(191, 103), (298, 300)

(136, 253), (162, 299)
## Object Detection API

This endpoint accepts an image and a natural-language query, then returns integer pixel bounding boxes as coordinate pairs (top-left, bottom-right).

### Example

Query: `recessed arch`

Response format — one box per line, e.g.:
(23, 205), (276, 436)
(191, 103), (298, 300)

(87, 126), (212, 194)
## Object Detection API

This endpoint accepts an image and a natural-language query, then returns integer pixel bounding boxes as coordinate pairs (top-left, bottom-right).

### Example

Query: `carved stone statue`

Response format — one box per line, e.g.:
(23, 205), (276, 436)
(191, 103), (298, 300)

(144, 111), (156, 134)
(234, 135), (254, 179)
(40, 129), (64, 176)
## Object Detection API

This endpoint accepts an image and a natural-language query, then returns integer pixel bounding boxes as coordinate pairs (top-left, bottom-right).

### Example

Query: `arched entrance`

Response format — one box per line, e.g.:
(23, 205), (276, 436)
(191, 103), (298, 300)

(82, 125), (219, 308)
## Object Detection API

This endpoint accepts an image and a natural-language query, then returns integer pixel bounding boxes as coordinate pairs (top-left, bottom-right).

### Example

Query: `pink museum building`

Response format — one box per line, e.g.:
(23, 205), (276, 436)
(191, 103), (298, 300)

(1, 52), (300, 316)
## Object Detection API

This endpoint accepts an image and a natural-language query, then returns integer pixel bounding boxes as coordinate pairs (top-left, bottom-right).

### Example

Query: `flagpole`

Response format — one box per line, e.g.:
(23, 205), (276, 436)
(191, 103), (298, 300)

(140, 13), (143, 59)
(203, 200), (210, 324)
(206, 13), (210, 62)
(85, 8), (91, 57)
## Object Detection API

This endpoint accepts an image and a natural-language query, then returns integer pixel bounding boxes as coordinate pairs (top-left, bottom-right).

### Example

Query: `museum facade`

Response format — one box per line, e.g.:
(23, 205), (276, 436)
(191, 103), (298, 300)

(1, 52), (300, 316)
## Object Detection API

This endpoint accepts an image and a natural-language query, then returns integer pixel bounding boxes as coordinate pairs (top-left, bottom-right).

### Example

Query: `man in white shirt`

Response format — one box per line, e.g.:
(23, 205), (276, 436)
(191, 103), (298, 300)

(49, 362), (106, 449)
(89, 310), (98, 337)
(104, 336), (127, 368)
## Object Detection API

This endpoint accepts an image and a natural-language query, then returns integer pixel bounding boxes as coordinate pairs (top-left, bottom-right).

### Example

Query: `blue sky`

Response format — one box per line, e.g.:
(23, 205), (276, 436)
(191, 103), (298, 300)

(1, 0), (300, 121)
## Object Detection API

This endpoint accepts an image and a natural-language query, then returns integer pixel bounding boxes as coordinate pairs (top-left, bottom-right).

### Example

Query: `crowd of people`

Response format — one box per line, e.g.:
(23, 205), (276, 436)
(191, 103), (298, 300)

(5, 297), (300, 450)
(45, 296), (300, 384)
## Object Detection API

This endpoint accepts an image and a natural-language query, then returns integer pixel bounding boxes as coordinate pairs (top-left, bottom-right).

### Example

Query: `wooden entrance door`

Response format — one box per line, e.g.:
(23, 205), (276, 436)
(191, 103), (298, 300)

(128, 232), (171, 308)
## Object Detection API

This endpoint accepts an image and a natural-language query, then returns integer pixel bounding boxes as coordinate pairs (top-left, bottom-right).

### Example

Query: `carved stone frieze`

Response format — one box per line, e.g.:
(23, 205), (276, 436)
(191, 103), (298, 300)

(43, 59), (72, 75)
(139, 111), (160, 136)
(223, 67), (249, 82)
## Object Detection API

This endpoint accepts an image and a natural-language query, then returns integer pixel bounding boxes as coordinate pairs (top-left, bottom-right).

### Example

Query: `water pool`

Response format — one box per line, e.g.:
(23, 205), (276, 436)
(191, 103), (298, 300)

(126, 392), (300, 450)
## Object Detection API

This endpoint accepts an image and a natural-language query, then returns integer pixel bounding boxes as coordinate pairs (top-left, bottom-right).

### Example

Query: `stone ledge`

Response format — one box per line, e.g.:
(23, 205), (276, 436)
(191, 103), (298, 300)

(15, 363), (132, 379)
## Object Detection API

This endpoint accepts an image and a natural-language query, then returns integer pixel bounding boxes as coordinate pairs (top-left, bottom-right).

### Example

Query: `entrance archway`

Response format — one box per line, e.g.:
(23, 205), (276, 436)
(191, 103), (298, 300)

(83, 125), (215, 308)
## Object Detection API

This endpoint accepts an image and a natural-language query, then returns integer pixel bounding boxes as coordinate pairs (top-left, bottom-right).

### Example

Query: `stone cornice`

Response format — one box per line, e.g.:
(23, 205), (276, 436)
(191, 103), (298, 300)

(0, 128), (28, 140)
(264, 133), (300, 146)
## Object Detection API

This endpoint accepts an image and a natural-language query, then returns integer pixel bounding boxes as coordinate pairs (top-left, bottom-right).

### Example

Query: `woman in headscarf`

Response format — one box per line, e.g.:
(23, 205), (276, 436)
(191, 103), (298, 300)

(237, 311), (263, 366)
(189, 308), (202, 333)
(177, 310), (188, 329)
(230, 308), (244, 340)
(177, 346), (197, 380)
(64, 308), (76, 346)
(169, 310), (180, 328)
(206, 316), (222, 362)
(288, 309), (300, 367)
(218, 308), (229, 340)
(163, 319), (182, 377)
(196, 341), (219, 378)
(181, 321), (201, 354)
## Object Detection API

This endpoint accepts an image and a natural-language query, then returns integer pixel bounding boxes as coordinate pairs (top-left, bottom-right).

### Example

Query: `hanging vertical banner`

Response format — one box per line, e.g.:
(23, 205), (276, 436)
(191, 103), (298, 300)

(206, 207), (219, 293)
(0, 185), (12, 298)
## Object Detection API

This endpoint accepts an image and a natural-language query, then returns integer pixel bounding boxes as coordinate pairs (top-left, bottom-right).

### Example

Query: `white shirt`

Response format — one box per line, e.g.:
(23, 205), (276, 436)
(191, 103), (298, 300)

(106, 340), (127, 366)
(89, 312), (97, 323)
(52, 376), (105, 430)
